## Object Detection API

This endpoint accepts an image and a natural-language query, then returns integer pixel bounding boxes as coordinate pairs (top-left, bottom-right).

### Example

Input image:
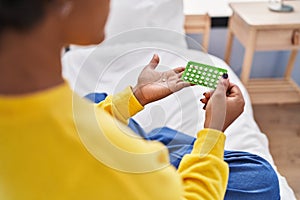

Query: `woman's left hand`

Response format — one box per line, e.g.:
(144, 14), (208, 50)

(133, 54), (191, 106)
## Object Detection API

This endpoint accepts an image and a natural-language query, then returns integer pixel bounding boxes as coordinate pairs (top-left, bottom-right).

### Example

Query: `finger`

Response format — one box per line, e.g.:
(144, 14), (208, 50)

(205, 78), (229, 131)
(227, 82), (242, 97)
(214, 77), (230, 96)
(176, 81), (191, 90)
(177, 71), (184, 78)
(148, 54), (160, 69)
(173, 66), (185, 74)
(203, 91), (212, 99)
(200, 98), (208, 104)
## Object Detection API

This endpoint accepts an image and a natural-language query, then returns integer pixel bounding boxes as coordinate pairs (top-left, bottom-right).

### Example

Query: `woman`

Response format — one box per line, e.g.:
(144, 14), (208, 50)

(0, 0), (274, 199)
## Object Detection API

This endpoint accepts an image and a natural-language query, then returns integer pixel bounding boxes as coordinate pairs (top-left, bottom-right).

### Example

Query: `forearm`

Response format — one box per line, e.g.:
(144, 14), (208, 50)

(178, 129), (229, 200)
(97, 86), (143, 124)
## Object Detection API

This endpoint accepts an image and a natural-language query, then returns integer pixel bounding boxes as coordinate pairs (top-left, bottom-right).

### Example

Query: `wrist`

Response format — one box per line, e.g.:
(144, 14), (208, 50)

(204, 119), (223, 132)
(132, 86), (147, 106)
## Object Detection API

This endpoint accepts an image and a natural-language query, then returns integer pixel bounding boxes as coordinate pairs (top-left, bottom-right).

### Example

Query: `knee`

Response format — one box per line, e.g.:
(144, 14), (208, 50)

(224, 151), (280, 200)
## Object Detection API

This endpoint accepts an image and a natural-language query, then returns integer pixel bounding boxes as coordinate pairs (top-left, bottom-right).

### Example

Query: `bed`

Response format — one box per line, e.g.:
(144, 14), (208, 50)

(62, 0), (296, 199)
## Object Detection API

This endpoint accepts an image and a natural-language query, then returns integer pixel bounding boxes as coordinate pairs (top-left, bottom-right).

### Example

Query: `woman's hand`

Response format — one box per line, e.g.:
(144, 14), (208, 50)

(133, 54), (191, 106)
(201, 77), (245, 132)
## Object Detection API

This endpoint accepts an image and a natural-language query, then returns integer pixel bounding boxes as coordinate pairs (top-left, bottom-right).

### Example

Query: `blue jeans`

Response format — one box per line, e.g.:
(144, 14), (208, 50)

(86, 93), (280, 200)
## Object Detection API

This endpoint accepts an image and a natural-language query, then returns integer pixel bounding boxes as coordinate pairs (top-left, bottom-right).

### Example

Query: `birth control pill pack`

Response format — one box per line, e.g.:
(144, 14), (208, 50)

(181, 61), (228, 89)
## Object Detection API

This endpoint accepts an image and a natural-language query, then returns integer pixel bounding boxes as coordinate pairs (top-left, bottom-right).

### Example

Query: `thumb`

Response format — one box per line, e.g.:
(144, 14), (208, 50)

(148, 54), (160, 69)
(206, 74), (229, 131)
(215, 74), (229, 95)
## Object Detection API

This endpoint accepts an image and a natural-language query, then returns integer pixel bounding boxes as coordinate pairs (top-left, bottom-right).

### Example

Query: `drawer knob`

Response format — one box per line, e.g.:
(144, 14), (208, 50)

(292, 29), (300, 45)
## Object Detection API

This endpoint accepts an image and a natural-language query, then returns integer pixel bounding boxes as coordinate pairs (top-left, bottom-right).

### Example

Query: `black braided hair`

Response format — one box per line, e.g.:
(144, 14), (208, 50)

(0, 0), (51, 33)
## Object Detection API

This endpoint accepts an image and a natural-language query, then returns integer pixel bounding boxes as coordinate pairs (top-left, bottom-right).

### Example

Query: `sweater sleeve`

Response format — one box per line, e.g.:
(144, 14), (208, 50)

(96, 86), (143, 124)
(178, 129), (229, 200)
(96, 87), (229, 199)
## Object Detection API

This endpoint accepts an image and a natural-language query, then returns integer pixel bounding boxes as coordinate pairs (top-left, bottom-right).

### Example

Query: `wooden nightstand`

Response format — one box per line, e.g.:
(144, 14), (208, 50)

(225, 1), (300, 104)
(184, 14), (211, 52)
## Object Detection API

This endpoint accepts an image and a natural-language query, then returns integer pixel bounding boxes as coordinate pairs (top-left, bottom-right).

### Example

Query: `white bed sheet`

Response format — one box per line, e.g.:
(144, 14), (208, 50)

(62, 34), (296, 199)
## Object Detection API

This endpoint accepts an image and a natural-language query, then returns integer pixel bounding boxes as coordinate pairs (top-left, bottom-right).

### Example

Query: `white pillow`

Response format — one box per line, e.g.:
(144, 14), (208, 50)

(71, 0), (186, 50)
(105, 0), (186, 47)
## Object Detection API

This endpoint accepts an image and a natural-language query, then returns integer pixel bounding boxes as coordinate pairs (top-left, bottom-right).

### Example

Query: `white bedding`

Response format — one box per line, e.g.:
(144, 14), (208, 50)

(63, 31), (295, 199)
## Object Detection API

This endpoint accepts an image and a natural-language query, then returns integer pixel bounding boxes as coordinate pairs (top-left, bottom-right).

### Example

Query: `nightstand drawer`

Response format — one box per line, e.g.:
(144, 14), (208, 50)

(256, 28), (300, 50)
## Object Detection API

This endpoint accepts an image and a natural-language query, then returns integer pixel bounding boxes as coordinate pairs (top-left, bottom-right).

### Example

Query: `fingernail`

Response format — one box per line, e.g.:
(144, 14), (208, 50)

(200, 99), (204, 103)
(222, 73), (228, 79)
(203, 104), (207, 110)
(203, 92), (206, 96)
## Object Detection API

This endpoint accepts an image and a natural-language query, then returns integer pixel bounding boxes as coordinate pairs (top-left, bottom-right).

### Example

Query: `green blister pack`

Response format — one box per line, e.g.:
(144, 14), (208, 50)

(181, 61), (228, 89)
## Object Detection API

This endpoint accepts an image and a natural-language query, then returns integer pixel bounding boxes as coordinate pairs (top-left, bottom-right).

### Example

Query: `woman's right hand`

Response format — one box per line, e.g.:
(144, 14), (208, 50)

(201, 77), (245, 132)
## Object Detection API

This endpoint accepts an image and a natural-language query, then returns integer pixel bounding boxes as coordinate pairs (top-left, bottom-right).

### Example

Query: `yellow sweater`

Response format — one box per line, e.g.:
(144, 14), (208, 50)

(0, 83), (228, 200)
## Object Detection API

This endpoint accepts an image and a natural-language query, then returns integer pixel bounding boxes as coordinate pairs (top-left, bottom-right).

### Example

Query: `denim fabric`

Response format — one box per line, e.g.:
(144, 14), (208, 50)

(146, 127), (280, 200)
(86, 93), (280, 200)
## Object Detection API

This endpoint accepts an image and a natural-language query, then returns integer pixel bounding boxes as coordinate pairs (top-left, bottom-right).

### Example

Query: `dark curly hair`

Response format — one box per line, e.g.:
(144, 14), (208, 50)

(0, 0), (50, 33)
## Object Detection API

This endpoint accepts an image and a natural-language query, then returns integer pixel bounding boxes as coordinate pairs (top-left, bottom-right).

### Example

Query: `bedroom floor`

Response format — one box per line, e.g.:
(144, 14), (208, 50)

(253, 103), (300, 199)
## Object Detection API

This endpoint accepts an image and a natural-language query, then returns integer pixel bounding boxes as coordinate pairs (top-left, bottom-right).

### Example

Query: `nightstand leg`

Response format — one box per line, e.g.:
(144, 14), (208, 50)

(284, 50), (298, 79)
(202, 14), (211, 52)
(240, 31), (257, 84)
(225, 29), (233, 65)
